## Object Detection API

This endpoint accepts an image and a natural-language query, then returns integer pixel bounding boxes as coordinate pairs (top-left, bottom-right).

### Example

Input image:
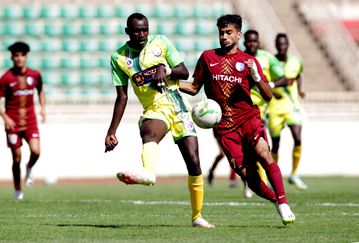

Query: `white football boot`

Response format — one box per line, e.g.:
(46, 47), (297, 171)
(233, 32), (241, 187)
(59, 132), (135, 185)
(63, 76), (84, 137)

(25, 166), (34, 187)
(116, 170), (156, 186)
(243, 181), (254, 198)
(14, 190), (24, 200)
(276, 203), (296, 225)
(192, 218), (215, 229)
(288, 176), (308, 191)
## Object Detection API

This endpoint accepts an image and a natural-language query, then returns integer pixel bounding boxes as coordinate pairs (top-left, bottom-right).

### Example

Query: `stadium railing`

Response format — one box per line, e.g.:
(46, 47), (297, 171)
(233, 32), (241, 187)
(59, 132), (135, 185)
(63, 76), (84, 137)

(296, 0), (359, 91)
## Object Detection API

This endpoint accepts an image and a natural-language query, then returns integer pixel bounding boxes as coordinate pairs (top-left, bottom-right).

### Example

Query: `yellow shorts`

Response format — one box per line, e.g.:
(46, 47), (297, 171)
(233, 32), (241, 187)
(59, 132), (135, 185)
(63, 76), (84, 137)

(139, 90), (197, 143)
(268, 107), (303, 137)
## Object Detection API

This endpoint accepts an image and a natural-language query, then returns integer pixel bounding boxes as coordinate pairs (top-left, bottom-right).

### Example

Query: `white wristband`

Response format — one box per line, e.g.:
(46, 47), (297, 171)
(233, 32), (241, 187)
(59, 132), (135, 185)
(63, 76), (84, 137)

(269, 82), (275, 88)
(251, 62), (261, 82)
(165, 66), (172, 76)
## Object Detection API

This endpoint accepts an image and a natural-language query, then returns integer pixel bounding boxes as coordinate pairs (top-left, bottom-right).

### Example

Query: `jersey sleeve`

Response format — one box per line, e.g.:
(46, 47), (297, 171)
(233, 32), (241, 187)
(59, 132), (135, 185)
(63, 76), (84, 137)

(192, 52), (209, 82)
(161, 35), (184, 68)
(111, 52), (129, 86)
(0, 74), (7, 97)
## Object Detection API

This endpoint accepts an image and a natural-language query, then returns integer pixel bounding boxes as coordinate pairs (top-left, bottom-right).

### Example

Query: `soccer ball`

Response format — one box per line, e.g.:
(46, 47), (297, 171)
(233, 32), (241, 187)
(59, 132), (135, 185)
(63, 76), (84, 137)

(191, 98), (222, 129)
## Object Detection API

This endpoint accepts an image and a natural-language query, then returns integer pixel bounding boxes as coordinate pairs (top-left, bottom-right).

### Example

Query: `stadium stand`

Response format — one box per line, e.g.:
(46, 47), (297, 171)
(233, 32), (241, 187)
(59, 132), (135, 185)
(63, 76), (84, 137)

(0, 0), (358, 111)
(0, 0), (232, 104)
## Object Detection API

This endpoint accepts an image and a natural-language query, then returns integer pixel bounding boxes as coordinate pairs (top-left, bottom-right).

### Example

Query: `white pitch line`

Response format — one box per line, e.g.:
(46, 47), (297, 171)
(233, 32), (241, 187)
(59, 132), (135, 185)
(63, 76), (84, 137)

(74, 199), (359, 208)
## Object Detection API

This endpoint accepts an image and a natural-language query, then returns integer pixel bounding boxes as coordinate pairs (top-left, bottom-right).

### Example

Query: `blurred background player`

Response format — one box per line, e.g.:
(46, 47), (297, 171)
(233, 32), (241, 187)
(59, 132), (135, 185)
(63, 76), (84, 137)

(0, 41), (46, 200)
(243, 29), (294, 193)
(104, 13), (214, 228)
(180, 14), (295, 225)
(267, 33), (307, 190)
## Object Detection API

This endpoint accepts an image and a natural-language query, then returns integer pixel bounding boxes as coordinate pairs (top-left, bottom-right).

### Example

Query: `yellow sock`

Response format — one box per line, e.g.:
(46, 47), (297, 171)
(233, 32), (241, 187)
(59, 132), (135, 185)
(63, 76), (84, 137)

(272, 152), (279, 163)
(292, 145), (302, 176)
(141, 142), (159, 174)
(256, 162), (269, 185)
(188, 175), (204, 221)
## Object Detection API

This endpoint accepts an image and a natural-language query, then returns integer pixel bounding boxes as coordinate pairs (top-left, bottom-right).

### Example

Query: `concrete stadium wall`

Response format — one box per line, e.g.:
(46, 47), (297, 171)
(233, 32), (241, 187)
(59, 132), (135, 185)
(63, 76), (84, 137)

(0, 105), (358, 182)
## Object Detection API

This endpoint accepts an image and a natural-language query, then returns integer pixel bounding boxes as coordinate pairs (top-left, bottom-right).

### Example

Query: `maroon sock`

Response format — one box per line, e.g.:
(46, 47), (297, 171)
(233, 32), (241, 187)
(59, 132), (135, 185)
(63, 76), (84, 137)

(12, 163), (21, 191)
(245, 166), (277, 203)
(264, 162), (287, 204)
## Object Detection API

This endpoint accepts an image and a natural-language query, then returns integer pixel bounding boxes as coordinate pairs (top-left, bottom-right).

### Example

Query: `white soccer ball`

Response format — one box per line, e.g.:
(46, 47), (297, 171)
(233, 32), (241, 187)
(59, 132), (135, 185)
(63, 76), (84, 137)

(191, 98), (222, 129)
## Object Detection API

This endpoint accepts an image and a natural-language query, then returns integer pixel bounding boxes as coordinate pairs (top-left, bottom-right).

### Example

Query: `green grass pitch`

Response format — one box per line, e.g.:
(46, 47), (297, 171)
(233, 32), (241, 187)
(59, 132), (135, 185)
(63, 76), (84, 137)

(0, 176), (358, 242)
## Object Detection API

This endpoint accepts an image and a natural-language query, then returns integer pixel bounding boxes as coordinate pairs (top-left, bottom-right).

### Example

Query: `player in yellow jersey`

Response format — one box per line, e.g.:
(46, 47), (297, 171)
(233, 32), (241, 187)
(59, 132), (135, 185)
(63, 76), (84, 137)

(104, 13), (214, 228)
(243, 29), (293, 197)
(267, 33), (307, 190)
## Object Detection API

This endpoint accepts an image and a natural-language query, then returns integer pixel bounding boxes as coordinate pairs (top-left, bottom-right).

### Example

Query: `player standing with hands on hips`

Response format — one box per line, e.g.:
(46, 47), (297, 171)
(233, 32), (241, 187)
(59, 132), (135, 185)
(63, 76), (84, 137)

(180, 14), (295, 225)
(105, 13), (214, 228)
(0, 41), (46, 200)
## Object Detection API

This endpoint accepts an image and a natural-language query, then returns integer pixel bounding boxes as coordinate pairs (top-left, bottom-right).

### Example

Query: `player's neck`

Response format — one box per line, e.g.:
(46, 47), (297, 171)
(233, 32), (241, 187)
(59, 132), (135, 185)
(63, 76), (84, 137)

(276, 53), (287, 62)
(13, 65), (27, 75)
(221, 46), (239, 55)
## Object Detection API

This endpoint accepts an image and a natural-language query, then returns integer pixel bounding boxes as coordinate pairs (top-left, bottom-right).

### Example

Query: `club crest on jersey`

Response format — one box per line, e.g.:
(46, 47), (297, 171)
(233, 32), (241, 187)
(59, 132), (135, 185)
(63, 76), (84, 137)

(235, 62), (245, 72)
(125, 59), (133, 67)
(151, 48), (162, 57)
(26, 76), (34, 86)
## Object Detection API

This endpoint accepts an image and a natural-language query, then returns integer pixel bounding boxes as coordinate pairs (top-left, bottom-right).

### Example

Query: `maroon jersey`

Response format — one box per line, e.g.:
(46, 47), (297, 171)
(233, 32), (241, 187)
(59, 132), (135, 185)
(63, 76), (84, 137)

(193, 49), (268, 133)
(0, 68), (42, 132)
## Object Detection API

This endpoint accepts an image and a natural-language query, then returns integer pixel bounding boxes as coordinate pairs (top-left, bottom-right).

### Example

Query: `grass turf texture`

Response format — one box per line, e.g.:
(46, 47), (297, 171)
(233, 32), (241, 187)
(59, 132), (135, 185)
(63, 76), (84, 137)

(0, 176), (358, 242)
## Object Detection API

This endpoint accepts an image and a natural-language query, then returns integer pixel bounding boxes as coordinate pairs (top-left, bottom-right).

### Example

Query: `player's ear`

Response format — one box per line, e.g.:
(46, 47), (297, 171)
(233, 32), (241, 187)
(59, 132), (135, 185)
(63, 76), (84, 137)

(237, 31), (242, 40)
(125, 27), (129, 35)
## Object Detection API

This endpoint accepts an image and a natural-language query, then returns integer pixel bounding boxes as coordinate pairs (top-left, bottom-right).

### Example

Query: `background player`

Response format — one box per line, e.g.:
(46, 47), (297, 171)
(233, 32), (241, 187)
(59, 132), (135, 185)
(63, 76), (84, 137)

(267, 33), (307, 190)
(180, 14), (295, 225)
(0, 41), (46, 200)
(104, 13), (214, 228)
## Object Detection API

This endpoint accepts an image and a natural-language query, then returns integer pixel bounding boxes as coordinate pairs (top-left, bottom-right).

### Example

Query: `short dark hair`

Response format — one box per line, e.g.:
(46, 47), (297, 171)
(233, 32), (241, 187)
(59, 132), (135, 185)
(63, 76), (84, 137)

(276, 33), (288, 41)
(217, 14), (242, 31)
(8, 41), (30, 54)
(126, 13), (148, 28)
(244, 29), (259, 39)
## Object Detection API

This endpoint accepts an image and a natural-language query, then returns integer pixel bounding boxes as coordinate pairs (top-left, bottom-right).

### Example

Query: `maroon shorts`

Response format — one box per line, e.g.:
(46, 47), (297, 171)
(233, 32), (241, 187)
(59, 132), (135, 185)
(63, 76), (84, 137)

(216, 116), (268, 171)
(6, 128), (40, 149)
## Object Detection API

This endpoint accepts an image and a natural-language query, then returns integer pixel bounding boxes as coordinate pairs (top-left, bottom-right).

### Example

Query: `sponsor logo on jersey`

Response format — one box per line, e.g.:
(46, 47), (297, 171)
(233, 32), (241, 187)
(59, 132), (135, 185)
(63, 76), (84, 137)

(26, 76), (34, 86)
(13, 89), (34, 96)
(9, 82), (17, 87)
(210, 62), (219, 67)
(235, 62), (245, 72)
(212, 74), (242, 83)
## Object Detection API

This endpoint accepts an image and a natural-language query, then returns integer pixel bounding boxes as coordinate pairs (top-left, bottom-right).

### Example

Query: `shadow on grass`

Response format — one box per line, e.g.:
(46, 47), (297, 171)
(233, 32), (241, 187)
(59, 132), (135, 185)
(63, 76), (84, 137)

(54, 223), (288, 229)
(54, 223), (181, 228)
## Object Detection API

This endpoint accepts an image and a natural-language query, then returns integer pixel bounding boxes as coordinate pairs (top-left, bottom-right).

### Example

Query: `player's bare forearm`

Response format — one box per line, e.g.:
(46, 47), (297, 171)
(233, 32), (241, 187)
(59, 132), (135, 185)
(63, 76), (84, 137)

(273, 77), (293, 88)
(169, 62), (189, 80)
(256, 81), (273, 101)
(39, 89), (46, 122)
(179, 81), (201, 96)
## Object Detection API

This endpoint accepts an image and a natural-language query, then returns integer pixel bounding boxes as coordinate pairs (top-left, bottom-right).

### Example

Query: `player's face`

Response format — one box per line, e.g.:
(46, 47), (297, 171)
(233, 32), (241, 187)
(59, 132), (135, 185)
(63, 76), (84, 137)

(276, 37), (288, 55)
(244, 33), (259, 55)
(11, 52), (27, 69)
(127, 18), (149, 50)
(218, 24), (242, 52)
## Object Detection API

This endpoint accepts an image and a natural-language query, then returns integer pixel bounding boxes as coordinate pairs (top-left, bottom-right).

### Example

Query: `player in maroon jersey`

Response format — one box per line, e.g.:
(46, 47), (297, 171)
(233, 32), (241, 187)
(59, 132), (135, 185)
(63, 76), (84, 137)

(180, 14), (295, 225)
(0, 42), (46, 200)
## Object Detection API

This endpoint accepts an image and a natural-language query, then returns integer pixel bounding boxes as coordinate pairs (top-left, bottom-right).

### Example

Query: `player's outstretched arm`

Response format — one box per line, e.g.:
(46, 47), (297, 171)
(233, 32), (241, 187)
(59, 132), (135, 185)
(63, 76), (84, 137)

(105, 85), (128, 152)
(245, 59), (272, 101)
(179, 78), (204, 96)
